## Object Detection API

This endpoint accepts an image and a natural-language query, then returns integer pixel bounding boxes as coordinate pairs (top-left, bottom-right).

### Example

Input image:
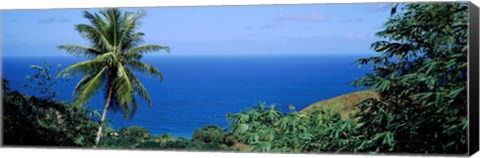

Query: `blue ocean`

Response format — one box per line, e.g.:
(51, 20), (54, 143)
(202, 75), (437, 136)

(2, 55), (370, 138)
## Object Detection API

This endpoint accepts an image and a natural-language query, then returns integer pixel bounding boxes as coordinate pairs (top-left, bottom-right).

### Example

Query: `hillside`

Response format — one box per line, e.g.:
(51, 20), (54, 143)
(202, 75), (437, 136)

(301, 90), (379, 119)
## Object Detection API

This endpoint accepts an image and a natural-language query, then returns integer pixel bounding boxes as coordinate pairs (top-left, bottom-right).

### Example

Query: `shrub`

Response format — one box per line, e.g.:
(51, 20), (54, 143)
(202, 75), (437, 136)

(3, 87), (99, 146)
(119, 126), (151, 140)
(192, 124), (227, 144)
(226, 102), (365, 152)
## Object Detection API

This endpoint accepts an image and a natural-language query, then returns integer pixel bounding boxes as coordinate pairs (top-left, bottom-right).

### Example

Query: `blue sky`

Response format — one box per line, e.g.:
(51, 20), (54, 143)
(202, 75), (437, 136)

(2, 3), (391, 57)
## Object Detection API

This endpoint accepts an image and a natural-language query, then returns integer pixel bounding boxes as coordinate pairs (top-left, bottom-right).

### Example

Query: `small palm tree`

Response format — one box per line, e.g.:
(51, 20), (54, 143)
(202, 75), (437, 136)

(57, 8), (169, 147)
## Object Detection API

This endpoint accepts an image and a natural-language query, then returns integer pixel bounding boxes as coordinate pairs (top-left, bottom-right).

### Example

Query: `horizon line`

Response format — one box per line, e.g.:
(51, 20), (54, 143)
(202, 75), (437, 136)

(2, 52), (375, 58)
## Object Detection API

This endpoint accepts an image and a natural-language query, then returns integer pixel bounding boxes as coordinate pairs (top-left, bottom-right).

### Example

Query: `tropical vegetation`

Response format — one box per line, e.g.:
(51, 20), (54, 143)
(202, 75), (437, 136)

(56, 8), (169, 147)
(24, 62), (69, 102)
(352, 2), (468, 153)
(225, 2), (468, 154)
(2, 2), (469, 155)
(3, 80), (99, 146)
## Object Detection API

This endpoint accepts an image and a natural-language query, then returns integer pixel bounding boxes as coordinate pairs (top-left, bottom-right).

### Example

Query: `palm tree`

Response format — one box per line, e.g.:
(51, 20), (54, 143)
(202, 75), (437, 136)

(57, 8), (169, 147)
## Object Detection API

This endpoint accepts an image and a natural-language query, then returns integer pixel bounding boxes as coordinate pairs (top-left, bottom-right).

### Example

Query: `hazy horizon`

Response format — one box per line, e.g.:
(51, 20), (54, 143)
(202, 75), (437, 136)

(1, 52), (375, 57)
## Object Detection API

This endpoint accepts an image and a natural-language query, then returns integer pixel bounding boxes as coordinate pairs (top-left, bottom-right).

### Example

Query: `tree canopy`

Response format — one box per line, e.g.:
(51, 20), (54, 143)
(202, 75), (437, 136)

(353, 2), (468, 154)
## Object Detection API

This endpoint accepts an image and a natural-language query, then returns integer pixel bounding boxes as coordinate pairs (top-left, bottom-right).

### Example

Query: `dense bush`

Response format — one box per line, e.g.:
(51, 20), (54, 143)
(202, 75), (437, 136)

(227, 102), (365, 153)
(3, 86), (99, 146)
(3, 62), (98, 147)
(99, 126), (150, 148)
(192, 124), (227, 144)
(352, 2), (468, 154)
(118, 126), (151, 140)
(98, 125), (233, 151)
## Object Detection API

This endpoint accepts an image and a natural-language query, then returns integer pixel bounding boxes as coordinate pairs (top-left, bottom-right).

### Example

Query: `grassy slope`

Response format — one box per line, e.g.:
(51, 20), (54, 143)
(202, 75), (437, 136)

(301, 90), (379, 119)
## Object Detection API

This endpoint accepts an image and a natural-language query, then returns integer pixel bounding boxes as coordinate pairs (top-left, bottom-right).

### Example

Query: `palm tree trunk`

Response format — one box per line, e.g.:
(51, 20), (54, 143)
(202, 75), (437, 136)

(94, 87), (114, 148)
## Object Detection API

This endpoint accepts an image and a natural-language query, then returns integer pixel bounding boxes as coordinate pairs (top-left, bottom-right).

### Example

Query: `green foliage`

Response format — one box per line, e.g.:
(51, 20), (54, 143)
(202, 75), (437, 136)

(3, 83), (99, 146)
(57, 8), (170, 146)
(90, 123), (236, 150)
(4, 3), (468, 154)
(98, 126), (150, 148)
(4, 79), (233, 150)
(99, 126), (232, 151)
(226, 2), (469, 154)
(192, 124), (228, 144)
(352, 3), (468, 154)
(58, 8), (170, 119)
(157, 134), (175, 141)
(227, 102), (366, 153)
(118, 126), (151, 140)
(24, 61), (69, 101)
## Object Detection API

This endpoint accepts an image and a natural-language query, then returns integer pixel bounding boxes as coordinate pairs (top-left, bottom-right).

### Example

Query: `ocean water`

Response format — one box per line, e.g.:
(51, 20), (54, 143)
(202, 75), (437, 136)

(2, 55), (371, 138)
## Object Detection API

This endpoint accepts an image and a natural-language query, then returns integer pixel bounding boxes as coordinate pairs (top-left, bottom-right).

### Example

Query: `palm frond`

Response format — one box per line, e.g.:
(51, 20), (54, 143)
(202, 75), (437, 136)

(126, 60), (163, 81)
(57, 52), (116, 78)
(124, 68), (151, 106)
(122, 97), (139, 120)
(126, 45), (170, 59)
(112, 64), (134, 105)
(74, 67), (107, 106)
(122, 32), (145, 51)
(82, 10), (108, 35)
(57, 44), (101, 57)
(57, 59), (104, 78)
(118, 10), (145, 51)
(73, 74), (94, 96)
(100, 8), (122, 48)
(75, 24), (114, 51)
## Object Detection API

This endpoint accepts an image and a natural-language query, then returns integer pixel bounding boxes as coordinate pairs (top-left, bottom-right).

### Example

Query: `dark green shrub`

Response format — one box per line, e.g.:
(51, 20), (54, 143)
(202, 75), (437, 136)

(99, 126), (151, 149)
(163, 139), (188, 149)
(99, 135), (141, 149)
(157, 134), (175, 141)
(227, 102), (364, 153)
(136, 140), (164, 149)
(192, 124), (227, 144)
(3, 89), (99, 146)
(119, 126), (151, 140)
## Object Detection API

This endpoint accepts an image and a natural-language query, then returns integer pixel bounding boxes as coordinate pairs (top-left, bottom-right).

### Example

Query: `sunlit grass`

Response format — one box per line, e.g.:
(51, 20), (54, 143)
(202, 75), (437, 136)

(301, 90), (378, 119)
